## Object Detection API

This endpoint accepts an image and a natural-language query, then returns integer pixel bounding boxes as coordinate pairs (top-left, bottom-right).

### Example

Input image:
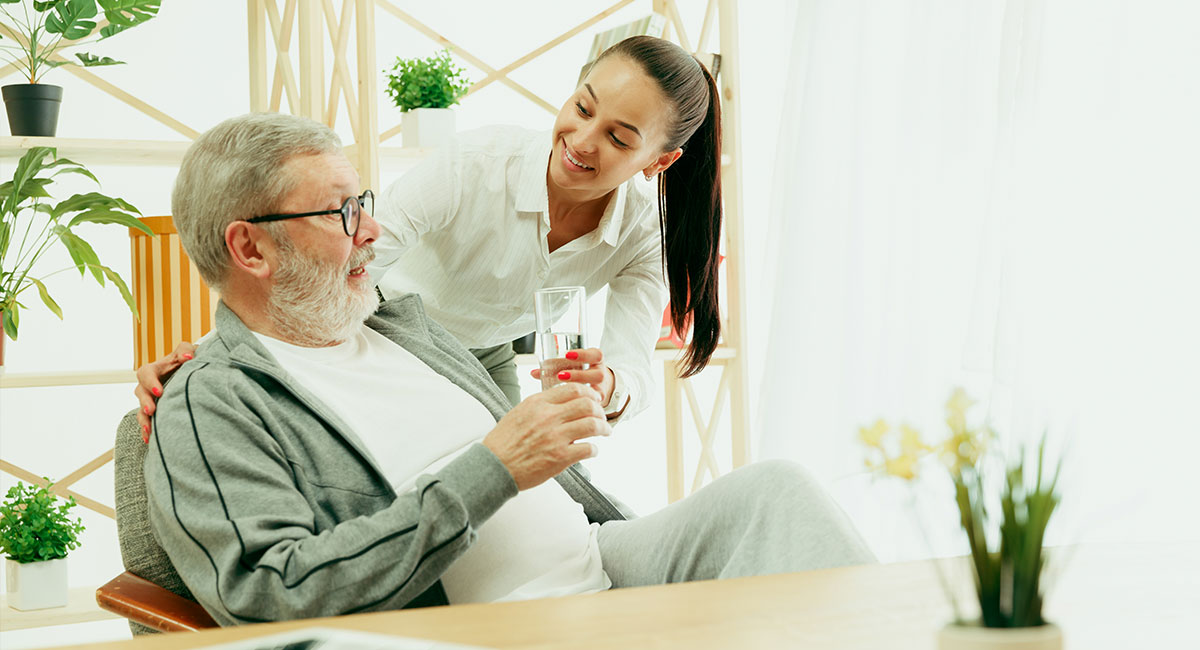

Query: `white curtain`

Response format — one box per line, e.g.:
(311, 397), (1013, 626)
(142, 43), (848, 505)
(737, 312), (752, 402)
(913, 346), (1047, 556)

(755, 0), (1200, 561)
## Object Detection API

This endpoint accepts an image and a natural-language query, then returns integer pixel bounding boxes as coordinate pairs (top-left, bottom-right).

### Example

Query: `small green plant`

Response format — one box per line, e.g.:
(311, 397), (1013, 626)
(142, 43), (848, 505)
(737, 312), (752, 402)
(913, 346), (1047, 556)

(0, 480), (86, 563)
(1, 146), (152, 341)
(860, 388), (1063, 628)
(384, 49), (471, 112)
(0, 0), (161, 84)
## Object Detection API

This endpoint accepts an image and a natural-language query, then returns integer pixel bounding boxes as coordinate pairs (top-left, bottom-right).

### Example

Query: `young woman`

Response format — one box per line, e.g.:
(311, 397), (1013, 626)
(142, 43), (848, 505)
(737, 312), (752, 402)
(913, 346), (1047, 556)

(135, 36), (722, 436)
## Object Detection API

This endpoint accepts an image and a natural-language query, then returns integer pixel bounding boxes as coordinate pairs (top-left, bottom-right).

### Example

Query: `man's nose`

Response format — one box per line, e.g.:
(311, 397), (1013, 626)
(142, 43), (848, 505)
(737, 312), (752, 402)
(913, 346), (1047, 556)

(356, 205), (381, 244)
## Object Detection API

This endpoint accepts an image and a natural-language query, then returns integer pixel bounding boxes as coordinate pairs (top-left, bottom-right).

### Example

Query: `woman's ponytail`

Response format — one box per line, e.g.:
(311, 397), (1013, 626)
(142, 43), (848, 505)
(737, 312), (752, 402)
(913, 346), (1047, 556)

(659, 63), (721, 377)
(599, 36), (724, 376)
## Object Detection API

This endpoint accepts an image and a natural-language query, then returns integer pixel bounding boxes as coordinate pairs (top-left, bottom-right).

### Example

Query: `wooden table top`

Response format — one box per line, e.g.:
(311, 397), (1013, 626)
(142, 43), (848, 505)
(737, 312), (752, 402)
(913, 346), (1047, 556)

(53, 541), (1200, 650)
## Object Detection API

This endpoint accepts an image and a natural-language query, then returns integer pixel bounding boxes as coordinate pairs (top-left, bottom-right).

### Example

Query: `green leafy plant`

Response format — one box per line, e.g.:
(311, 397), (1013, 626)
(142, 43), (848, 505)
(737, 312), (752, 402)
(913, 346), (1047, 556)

(384, 48), (471, 112)
(0, 0), (161, 84)
(860, 388), (1063, 628)
(1, 146), (151, 341)
(0, 480), (85, 563)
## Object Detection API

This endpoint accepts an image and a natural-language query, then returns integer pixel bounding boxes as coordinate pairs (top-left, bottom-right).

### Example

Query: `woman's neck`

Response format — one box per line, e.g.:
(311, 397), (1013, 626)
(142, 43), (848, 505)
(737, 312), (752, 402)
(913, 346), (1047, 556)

(545, 170), (616, 252)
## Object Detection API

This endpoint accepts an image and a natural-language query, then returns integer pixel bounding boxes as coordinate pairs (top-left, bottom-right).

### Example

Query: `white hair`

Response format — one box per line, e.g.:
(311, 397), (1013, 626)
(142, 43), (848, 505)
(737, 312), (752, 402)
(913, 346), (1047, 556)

(171, 113), (342, 290)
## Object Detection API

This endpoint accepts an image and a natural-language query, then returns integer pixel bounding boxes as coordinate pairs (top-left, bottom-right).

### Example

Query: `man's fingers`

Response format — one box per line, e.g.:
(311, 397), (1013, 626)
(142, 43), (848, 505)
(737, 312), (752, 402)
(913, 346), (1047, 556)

(558, 394), (606, 422)
(566, 441), (599, 463)
(559, 415), (610, 443)
(542, 381), (600, 404)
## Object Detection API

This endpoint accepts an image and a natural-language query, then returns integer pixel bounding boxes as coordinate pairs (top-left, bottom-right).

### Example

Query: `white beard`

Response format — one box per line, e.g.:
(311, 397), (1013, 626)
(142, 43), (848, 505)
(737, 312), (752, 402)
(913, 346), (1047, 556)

(266, 240), (378, 347)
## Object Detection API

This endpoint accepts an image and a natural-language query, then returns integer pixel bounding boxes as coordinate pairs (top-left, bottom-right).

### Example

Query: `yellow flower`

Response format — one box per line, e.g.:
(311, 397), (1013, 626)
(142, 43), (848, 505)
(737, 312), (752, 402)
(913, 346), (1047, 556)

(884, 453), (920, 480)
(945, 387), (975, 436)
(899, 424), (928, 456)
(858, 419), (889, 448)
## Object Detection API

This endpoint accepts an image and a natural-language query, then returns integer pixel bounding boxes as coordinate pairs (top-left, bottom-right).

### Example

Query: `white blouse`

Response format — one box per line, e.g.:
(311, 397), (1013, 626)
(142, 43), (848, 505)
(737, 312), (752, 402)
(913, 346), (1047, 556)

(368, 125), (669, 421)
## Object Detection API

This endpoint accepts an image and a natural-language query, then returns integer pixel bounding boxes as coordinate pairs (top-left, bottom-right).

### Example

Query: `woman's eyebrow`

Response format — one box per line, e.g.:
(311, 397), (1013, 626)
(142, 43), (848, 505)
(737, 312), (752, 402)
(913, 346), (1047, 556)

(583, 83), (643, 137)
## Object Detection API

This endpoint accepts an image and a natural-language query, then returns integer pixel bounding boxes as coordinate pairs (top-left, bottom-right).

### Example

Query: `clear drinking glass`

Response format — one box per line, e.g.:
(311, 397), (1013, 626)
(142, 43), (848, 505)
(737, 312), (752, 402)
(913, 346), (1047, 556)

(533, 286), (588, 390)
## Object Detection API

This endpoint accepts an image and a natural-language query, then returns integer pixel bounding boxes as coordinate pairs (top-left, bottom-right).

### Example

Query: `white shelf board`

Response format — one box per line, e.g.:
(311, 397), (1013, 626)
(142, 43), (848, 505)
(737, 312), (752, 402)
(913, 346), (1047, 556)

(0, 136), (191, 166)
(1, 138), (434, 168)
(0, 369), (136, 389)
(343, 143), (432, 162)
(0, 586), (119, 632)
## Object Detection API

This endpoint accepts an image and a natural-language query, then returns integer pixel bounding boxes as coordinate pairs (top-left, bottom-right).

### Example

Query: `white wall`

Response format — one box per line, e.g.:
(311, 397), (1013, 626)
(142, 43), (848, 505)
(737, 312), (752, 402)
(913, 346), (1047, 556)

(0, 2), (789, 646)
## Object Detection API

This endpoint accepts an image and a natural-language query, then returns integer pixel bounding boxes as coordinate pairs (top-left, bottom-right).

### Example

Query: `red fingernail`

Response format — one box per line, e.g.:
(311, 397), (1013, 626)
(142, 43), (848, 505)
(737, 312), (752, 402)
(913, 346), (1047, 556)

(182, 354), (193, 361)
(152, 387), (161, 397)
(142, 424), (149, 435)
(565, 351), (579, 360)
(143, 405), (151, 415)
(558, 371), (571, 380)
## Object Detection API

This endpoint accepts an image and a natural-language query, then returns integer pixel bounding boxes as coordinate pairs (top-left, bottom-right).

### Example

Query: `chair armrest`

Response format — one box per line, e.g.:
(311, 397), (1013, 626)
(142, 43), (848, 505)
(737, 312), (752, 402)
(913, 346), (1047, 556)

(96, 571), (218, 632)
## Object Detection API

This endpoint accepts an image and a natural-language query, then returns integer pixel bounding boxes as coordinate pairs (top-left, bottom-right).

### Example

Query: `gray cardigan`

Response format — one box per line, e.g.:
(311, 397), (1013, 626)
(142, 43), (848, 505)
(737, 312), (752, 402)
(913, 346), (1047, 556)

(144, 295), (623, 626)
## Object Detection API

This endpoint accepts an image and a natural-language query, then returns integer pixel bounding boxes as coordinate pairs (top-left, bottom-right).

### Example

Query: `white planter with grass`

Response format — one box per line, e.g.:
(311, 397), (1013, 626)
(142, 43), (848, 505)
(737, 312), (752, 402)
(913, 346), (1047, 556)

(5, 556), (68, 610)
(402, 107), (456, 148)
(939, 622), (1062, 650)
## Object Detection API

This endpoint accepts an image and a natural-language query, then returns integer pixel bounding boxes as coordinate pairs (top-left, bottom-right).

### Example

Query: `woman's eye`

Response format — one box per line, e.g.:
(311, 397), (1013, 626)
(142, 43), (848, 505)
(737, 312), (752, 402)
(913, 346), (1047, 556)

(611, 134), (627, 148)
(575, 101), (590, 117)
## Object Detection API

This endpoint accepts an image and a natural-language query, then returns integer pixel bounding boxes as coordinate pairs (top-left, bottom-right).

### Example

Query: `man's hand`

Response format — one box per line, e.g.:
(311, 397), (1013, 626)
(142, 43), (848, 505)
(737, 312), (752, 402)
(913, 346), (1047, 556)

(134, 341), (196, 442)
(529, 347), (616, 407)
(482, 383), (610, 490)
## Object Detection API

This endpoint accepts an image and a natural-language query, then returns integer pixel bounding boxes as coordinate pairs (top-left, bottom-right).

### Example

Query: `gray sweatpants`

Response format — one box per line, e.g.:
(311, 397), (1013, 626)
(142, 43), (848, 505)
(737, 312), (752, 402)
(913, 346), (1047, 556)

(596, 460), (876, 586)
(470, 342), (521, 407)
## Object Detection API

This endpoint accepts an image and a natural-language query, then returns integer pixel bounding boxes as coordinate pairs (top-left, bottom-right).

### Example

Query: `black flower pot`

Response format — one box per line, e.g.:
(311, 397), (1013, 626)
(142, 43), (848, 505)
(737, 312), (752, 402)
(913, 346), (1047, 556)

(2, 84), (63, 137)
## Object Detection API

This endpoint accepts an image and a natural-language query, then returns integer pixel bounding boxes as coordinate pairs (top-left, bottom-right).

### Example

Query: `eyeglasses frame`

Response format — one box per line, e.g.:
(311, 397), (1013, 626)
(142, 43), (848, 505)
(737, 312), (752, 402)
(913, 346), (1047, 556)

(246, 190), (374, 237)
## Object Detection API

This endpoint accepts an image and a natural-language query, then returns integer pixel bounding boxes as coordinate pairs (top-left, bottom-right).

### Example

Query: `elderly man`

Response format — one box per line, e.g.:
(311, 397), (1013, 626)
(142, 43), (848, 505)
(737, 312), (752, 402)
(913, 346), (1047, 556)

(145, 113), (872, 626)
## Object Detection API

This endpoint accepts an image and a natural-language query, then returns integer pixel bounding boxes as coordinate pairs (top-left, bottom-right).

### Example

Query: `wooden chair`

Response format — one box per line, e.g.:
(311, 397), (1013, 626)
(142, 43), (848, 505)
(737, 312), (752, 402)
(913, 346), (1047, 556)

(95, 410), (218, 634)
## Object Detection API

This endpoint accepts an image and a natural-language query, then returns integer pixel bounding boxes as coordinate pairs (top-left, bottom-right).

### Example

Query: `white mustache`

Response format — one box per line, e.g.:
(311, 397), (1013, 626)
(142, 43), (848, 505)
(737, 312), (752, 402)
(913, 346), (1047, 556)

(347, 245), (375, 271)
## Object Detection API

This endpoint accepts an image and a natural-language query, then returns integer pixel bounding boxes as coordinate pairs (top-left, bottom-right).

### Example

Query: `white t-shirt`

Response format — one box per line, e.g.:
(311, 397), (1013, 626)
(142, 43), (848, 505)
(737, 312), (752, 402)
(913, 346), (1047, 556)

(255, 326), (610, 603)
(369, 125), (668, 421)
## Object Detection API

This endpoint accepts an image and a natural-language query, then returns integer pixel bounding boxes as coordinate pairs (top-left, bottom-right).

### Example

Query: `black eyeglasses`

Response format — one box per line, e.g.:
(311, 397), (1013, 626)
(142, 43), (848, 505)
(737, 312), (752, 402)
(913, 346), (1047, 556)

(247, 190), (374, 237)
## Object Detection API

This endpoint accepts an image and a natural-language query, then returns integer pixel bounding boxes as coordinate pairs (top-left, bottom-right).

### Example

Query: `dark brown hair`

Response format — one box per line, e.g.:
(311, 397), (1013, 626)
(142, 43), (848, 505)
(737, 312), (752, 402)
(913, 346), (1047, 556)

(596, 36), (722, 377)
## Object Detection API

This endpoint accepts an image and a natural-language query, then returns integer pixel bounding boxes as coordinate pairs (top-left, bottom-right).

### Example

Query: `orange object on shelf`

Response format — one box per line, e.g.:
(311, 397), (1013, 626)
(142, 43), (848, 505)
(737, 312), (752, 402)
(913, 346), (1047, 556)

(128, 216), (217, 369)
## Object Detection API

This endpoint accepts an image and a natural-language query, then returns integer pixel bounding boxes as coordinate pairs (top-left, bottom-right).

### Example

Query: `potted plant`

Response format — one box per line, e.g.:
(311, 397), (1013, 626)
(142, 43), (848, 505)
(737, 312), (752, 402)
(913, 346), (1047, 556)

(860, 388), (1064, 649)
(1, 146), (151, 368)
(1, 480), (85, 610)
(384, 48), (471, 148)
(0, 0), (161, 136)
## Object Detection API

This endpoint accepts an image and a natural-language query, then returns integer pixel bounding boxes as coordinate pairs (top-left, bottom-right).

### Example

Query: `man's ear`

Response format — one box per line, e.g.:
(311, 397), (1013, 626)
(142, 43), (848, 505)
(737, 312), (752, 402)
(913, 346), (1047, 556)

(225, 220), (273, 280)
(642, 147), (683, 180)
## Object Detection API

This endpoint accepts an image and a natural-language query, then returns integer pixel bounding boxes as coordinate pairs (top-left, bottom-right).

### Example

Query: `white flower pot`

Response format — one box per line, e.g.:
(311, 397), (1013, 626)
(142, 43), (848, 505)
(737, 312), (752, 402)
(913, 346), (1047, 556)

(939, 622), (1062, 650)
(401, 107), (456, 148)
(5, 556), (69, 611)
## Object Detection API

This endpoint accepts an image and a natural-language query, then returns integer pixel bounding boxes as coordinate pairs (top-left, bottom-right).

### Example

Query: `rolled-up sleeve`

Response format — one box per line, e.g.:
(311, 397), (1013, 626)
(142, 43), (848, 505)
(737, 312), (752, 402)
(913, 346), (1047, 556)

(599, 238), (669, 423)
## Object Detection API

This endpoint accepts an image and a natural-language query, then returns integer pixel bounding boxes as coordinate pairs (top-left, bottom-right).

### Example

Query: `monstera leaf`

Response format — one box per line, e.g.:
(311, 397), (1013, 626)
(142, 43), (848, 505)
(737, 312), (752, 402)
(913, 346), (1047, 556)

(44, 0), (98, 40)
(75, 52), (124, 66)
(98, 0), (160, 38)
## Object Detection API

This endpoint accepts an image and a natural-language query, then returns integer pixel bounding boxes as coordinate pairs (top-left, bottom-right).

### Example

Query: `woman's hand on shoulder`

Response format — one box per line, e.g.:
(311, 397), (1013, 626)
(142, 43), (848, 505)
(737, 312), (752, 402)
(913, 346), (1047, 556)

(529, 347), (616, 407)
(134, 341), (196, 443)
